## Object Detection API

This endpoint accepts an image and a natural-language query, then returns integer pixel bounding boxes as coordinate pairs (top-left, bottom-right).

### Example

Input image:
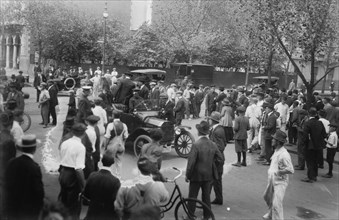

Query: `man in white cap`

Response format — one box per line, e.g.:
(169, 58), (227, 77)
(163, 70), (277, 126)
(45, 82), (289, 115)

(59, 123), (87, 219)
(263, 130), (294, 220)
(4, 134), (44, 220)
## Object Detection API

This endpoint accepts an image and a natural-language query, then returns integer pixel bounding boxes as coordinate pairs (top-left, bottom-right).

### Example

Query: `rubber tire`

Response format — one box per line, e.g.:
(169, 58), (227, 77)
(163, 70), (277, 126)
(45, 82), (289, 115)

(174, 198), (215, 220)
(133, 135), (152, 157)
(174, 130), (194, 158)
(20, 112), (31, 132)
(64, 77), (76, 90)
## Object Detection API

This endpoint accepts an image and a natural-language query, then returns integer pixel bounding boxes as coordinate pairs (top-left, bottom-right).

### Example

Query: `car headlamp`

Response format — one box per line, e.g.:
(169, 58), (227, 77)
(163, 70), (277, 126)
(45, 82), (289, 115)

(175, 128), (181, 135)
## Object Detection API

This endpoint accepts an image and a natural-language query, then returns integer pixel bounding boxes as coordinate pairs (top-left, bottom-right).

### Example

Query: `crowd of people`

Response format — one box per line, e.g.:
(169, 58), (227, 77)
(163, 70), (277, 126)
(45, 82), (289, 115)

(1, 62), (339, 220)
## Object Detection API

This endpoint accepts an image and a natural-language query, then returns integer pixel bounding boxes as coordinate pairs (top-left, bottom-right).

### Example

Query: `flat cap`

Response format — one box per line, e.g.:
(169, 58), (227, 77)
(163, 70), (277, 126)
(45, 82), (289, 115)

(86, 115), (100, 123)
(71, 123), (87, 132)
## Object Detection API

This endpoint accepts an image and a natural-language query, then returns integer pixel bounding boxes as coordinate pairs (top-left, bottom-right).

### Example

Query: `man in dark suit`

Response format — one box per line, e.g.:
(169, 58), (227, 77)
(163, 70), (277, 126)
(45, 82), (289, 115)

(208, 111), (226, 205)
(76, 86), (93, 123)
(186, 121), (224, 219)
(262, 103), (277, 165)
(138, 81), (149, 99)
(161, 98), (175, 123)
(302, 108), (327, 183)
(115, 73), (135, 105)
(83, 151), (121, 220)
(149, 81), (160, 108)
(205, 85), (217, 116)
(33, 72), (42, 102)
(173, 90), (186, 126)
(48, 80), (59, 126)
(215, 87), (227, 112)
(16, 71), (25, 91)
(4, 134), (44, 220)
(193, 84), (205, 118)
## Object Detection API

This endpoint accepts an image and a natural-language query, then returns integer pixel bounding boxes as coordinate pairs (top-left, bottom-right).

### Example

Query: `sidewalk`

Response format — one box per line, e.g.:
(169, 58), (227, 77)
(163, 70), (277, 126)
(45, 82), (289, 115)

(285, 144), (339, 164)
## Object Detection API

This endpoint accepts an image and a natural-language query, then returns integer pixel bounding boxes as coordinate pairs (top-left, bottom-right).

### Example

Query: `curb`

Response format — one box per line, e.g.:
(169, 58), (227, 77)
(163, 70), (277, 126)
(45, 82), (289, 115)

(286, 147), (339, 165)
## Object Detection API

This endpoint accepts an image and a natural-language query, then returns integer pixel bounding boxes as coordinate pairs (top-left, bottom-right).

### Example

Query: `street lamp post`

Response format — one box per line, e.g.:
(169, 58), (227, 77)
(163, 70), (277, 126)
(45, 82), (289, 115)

(102, 2), (108, 74)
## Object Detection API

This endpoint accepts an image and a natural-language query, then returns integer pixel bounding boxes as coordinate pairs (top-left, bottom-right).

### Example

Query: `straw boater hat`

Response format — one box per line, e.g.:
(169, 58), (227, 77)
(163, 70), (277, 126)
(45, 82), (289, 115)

(195, 121), (210, 135)
(17, 134), (41, 148)
(272, 130), (287, 143)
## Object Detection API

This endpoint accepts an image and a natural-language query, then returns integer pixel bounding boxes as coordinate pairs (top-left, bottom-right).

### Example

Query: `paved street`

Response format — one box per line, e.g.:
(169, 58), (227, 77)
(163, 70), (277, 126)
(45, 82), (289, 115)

(21, 86), (338, 220)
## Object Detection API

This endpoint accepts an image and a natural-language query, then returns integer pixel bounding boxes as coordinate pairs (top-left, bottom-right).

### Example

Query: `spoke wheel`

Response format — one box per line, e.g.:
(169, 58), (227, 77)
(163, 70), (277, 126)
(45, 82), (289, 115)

(174, 131), (194, 158)
(133, 135), (152, 157)
(20, 112), (31, 132)
(174, 198), (215, 220)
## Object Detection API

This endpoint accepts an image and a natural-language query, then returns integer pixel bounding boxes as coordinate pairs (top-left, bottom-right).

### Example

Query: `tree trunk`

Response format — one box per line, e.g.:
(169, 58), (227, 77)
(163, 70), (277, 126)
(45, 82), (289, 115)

(306, 85), (314, 109)
(321, 74), (327, 94)
(267, 47), (274, 88)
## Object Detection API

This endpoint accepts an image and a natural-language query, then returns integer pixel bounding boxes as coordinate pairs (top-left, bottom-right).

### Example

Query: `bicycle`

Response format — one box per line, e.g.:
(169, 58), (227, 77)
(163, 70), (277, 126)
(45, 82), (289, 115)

(161, 167), (215, 220)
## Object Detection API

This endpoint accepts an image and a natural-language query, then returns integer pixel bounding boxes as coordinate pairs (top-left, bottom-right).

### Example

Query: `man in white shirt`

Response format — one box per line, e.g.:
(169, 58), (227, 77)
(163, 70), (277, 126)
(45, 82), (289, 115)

(167, 83), (177, 101)
(10, 109), (24, 141)
(274, 96), (289, 133)
(245, 96), (262, 151)
(59, 123), (87, 219)
(85, 115), (100, 153)
(111, 68), (118, 77)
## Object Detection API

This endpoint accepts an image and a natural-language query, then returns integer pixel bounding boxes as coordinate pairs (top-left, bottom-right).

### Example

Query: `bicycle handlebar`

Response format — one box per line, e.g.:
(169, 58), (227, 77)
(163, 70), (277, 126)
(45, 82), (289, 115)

(165, 167), (183, 183)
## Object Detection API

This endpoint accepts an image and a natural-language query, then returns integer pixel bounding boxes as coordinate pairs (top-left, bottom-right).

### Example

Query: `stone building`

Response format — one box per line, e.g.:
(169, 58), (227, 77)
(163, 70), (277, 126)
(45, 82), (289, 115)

(0, 24), (31, 75)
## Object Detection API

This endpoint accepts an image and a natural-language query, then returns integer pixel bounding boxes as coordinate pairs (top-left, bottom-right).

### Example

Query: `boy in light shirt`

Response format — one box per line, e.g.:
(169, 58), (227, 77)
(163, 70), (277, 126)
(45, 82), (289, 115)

(322, 123), (338, 178)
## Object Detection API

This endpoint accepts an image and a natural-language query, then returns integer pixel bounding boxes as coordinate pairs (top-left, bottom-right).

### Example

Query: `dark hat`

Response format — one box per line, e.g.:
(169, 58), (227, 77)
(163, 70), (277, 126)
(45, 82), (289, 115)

(222, 99), (231, 106)
(313, 92), (319, 96)
(265, 102), (274, 110)
(195, 120), (210, 135)
(308, 107), (317, 116)
(137, 157), (158, 175)
(17, 134), (41, 148)
(299, 109), (308, 115)
(63, 116), (75, 126)
(329, 123), (338, 128)
(86, 115), (100, 123)
(210, 85), (216, 88)
(237, 106), (246, 113)
(208, 111), (221, 122)
(19, 70), (23, 74)
(219, 87), (224, 91)
(0, 112), (13, 127)
(257, 92), (265, 97)
(133, 87), (140, 92)
(102, 149), (115, 165)
(13, 109), (24, 117)
(47, 80), (54, 84)
(272, 130), (287, 143)
(71, 123), (87, 132)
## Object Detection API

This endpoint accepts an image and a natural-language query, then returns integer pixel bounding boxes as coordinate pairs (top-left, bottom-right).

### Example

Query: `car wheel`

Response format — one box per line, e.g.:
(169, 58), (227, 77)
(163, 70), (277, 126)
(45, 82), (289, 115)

(133, 135), (152, 157)
(174, 130), (194, 158)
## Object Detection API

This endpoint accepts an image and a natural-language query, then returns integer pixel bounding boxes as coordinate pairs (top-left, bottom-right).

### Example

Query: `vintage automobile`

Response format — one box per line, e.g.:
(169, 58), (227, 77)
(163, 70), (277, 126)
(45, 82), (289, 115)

(130, 69), (166, 84)
(117, 100), (195, 158)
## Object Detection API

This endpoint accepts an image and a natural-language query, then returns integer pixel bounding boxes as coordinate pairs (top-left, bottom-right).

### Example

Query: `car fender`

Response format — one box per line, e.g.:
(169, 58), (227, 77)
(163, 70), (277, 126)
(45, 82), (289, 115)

(126, 127), (151, 143)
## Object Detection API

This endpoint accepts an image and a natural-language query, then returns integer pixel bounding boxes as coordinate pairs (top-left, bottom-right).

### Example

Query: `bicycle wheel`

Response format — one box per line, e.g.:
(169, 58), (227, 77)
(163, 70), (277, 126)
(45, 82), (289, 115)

(20, 112), (31, 132)
(174, 198), (215, 220)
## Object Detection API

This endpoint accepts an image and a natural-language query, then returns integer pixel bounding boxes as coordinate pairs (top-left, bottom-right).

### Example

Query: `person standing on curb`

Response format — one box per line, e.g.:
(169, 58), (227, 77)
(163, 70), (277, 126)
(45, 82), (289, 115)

(208, 111), (226, 205)
(233, 106), (250, 167)
(39, 82), (50, 128)
(263, 130), (294, 220)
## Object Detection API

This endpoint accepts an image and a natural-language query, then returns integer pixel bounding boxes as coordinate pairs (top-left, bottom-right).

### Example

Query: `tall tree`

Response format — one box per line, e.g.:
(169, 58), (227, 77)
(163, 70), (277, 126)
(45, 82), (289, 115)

(256, 0), (339, 105)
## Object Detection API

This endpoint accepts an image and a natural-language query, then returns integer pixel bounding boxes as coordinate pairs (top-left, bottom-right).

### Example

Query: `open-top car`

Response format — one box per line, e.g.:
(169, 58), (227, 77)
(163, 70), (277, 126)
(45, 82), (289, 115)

(117, 100), (195, 158)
